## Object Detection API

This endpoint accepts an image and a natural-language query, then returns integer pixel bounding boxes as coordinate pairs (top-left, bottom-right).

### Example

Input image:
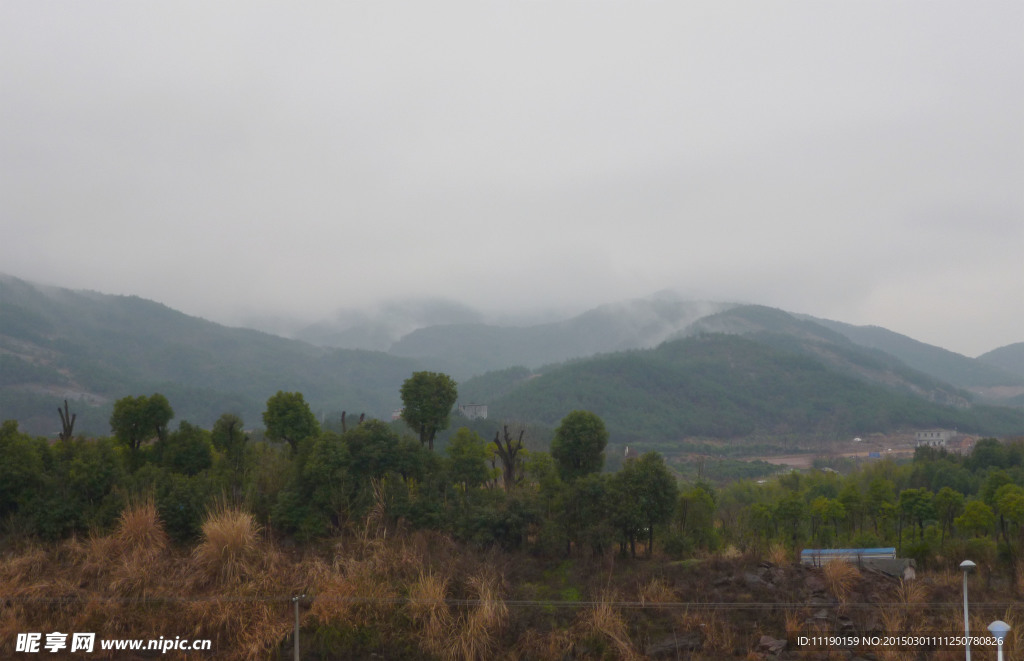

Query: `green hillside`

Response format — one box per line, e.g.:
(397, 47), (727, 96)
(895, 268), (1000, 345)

(979, 342), (1024, 380)
(680, 306), (979, 408)
(464, 333), (1024, 444)
(811, 318), (1024, 393)
(0, 276), (418, 435)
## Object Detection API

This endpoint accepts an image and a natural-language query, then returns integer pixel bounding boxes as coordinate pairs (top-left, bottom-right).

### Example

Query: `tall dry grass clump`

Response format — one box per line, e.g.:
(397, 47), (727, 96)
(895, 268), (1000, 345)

(452, 571), (509, 660)
(577, 590), (640, 660)
(822, 560), (859, 605)
(310, 555), (400, 632)
(895, 577), (929, 606)
(115, 500), (168, 554)
(768, 543), (791, 566)
(108, 500), (170, 603)
(408, 571), (454, 657)
(784, 609), (804, 642)
(191, 505), (260, 585)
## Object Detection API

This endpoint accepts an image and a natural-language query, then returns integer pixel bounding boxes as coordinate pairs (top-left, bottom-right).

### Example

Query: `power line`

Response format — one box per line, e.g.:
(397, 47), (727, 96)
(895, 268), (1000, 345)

(5, 594), (1024, 611)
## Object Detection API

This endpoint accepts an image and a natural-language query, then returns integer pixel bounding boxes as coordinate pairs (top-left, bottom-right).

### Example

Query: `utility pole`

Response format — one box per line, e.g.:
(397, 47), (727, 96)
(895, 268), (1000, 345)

(292, 594), (305, 661)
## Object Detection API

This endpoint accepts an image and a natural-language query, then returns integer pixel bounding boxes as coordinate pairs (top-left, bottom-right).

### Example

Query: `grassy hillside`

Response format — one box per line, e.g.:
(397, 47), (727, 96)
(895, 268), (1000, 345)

(465, 333), (1024, 444)
(0, 275), (419, 435)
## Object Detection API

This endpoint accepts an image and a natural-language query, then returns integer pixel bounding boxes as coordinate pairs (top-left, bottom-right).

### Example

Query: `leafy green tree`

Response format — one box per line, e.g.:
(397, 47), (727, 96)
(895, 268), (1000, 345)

(968, 438), (1008, 471)
(525, 451), (561, 520)
(955, 500), (995, 538)
(933, 486), (964, 543)
(550, 410), (608, 483)
(446, 427), (491, 493)
(273, 431), (350, 539)
(677, 483), (718, 552)
(0, 420), (48, 519)
(263, 391), (320, 455)
(150, 468), (212, 542)
(558, 473), (615, 556)
(745, 502), (775, 547)
(110, 393), (174, 452)
(898, 488), (934, 543)
(610, 452), (678, 557)
(158, 421), (213, 476)
(866, 475), (896, 535)
(838, 482), (865, 536)
(400, 371), (458, 450)
(994, 484), (1024, 547)
(211, 413), (247, 501)
(26, 435), (126, 540)
(775, 494), (806, 545)
(810, 497), (845, 544)
(980, 469), (1013, 508)
(344, 420), (403, 497)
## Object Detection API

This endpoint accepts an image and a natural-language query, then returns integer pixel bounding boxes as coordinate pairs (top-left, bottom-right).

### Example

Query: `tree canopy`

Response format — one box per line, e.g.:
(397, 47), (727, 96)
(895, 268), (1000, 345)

(400, 371), (458, 450)
(262, 391), (320, 455)
(109, 393), (174, 452)
(550, 410), (608, 482)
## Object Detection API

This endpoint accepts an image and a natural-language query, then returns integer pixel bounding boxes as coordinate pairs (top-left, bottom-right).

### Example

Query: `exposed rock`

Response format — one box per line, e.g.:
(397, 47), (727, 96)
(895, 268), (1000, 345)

(757, 634), (787, 655)
(646, 631), (702, 658)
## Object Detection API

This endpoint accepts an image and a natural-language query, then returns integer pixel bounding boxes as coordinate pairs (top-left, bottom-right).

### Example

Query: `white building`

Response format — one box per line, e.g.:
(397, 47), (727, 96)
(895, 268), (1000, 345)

(915, 429), (955, 447)
(458, 403), (488, 420)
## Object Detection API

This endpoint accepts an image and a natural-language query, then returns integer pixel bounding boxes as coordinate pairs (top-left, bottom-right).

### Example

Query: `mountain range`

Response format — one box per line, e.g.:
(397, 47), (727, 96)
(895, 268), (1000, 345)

(2, 273), (1023, 442)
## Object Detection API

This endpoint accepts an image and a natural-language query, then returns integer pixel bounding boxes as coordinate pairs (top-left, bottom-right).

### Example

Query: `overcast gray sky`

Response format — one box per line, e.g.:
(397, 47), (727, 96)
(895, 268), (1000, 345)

(2, 2), (1021, 357)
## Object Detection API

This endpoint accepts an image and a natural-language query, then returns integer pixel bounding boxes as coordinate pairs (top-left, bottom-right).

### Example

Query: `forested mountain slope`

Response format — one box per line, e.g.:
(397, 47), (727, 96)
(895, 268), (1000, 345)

(462, 333), (1024, 444)
(809, 317), (1024, 396)
(0, 275), (418, 435)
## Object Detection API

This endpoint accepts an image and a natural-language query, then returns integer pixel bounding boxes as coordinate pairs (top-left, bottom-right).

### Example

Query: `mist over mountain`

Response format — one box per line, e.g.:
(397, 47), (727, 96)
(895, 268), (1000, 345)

(292, 298), (486, 351)
(388, 295), (733, 378)
(2, 273), (1022, 443)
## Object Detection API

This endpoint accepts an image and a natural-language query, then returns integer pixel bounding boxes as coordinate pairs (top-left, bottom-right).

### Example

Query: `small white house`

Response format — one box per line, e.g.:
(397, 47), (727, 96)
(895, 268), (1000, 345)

(458, 403), (488, 420)
(915, 429), (955, 447)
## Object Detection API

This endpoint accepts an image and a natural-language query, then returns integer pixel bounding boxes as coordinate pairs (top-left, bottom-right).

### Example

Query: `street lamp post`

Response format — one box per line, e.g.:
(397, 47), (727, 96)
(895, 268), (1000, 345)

(988, 620), (1010, 661)
(960, 559), (975, 661)
(292, 594), (306, 661)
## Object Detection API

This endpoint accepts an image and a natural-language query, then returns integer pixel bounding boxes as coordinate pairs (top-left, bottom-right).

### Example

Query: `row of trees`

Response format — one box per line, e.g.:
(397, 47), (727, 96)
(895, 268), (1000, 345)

(4, 371), (1024, 574)
(0, 372), (680, 558)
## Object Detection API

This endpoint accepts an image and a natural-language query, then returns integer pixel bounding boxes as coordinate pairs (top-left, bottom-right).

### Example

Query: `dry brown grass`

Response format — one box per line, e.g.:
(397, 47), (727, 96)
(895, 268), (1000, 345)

(513, 628), (574, 660)
(676, 606), (737, 656)
(408, 571), (454, 657)
(767, 543), (791, 566)
(637, 576), (675, 607)
(783, 609), (804, 642)
(452, 571), (509, 660)
(895, 577), (929, 606)
(191, 505), (260, 585)
(310, 555), (400, 632)
(577, 590), (640, 660)
(876, 608), (907, 661)
(822, 560), (859, 605)
(114, 500), (168, 553)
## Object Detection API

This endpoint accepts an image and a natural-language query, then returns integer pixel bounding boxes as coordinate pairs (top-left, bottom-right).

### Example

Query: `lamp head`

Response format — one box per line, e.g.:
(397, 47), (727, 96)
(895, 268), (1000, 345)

(988, 619), (1010, 643)
(960, 559), (976, 571)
